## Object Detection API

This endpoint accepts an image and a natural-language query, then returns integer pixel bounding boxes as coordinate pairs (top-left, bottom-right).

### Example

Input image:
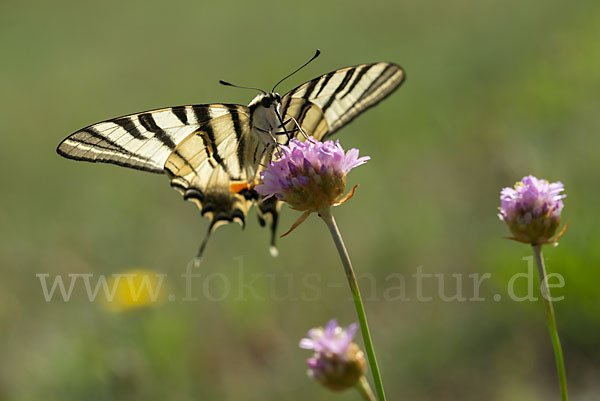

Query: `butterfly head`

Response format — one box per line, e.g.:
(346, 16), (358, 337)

(249, 92), (281, 110)
(248, 93), (285, 142)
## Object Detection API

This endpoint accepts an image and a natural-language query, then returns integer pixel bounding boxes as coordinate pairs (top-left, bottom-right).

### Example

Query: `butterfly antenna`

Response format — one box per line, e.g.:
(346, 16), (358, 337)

(271, 49), (321, 92)
(219, 80), (266, 94)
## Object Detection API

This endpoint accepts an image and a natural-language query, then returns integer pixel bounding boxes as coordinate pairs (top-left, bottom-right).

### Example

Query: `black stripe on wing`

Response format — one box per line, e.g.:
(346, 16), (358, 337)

(320, 68), (354, 113)
(225, 104), (247, 174)
(340, 64), (374, 100)
(171, 105), (188, 125)
(192, 105), (232, 173)
(138, 113), (177, 149)
(113, 117), (146, 140)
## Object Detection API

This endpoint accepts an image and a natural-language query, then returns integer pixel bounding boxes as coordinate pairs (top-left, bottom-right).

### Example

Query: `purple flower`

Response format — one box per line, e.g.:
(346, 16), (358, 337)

(499, 175), (567, 244)
(256, 137), (369, 213)
(299, 319), (365, 392)
(300, 319), (358, 356)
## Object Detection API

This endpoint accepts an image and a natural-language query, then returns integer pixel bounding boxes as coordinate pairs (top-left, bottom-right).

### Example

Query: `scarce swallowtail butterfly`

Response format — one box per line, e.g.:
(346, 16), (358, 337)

(57, 50), (405, 261)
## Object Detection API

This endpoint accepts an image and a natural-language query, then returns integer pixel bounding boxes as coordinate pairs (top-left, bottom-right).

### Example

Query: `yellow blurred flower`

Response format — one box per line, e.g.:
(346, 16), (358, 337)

(102, 269), (168, 313)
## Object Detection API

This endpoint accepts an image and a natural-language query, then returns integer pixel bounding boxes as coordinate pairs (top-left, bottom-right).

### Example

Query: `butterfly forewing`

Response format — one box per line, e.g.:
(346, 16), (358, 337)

(280, 62), (405, 141)
(57, 105), (224, 173)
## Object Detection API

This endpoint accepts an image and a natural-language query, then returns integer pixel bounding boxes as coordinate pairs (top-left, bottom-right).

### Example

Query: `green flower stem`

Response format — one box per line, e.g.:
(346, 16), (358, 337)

(532, 244), (568, 401)
(355, 376), (377, 401)
(319, 207), (386, 401)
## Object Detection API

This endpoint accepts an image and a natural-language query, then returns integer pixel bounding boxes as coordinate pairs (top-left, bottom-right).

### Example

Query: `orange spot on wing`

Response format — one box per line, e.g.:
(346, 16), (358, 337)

(230, 182), (252, 193)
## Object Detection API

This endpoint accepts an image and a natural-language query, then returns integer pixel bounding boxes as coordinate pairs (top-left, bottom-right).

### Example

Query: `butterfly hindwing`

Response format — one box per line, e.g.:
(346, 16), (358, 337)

(280, 62), (405, 141)
(164, 104), (255, 229)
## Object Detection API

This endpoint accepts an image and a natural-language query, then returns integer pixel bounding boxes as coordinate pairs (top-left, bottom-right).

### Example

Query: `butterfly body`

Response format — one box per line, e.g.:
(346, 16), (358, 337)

(57, 61), (405, 258)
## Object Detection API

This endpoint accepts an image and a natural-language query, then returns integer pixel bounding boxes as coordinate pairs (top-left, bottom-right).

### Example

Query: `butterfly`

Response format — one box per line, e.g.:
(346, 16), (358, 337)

(57, 50), (405, 260)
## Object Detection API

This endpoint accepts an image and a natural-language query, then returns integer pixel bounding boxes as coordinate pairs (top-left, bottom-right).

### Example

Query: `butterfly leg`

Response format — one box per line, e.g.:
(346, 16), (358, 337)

(277, 117), (292, 127)
(289, 117), (310, 140)
(273, 127), (301, 136)
(273, 112), (308, 141)
(272, 117), (309, 140)
(254, 144), (271, 168)
(254, 126), (284, 157)
(267, 134), (284, 158)
(275, 109), (292, 142)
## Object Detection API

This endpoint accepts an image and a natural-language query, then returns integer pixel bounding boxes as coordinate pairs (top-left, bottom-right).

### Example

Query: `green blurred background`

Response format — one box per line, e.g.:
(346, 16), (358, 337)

(1, 0), (599, 400)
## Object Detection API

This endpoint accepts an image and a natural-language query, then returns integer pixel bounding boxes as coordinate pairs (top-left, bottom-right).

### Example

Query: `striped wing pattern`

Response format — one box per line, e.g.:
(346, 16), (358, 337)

(57, 105), (241, 173)
(57, 104), (259, 228)
(280, 62), (405, 142)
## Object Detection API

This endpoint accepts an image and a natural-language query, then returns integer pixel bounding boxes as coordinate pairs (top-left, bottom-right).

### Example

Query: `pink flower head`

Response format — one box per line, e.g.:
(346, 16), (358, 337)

(299, 319), (365, 392)
(299, 319), (358, 357)
(499, 175), (567, 245)
(255, 137), (369, 213)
